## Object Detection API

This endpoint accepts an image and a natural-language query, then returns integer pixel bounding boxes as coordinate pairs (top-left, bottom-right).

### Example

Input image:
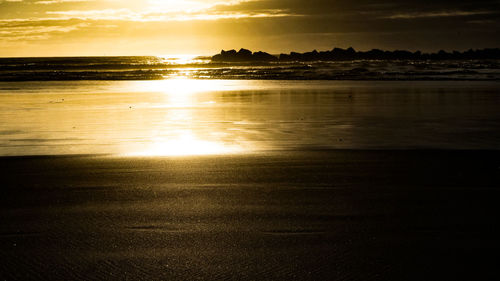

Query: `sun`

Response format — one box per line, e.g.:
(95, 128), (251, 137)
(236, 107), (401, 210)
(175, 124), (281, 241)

(147, 0), (215, 13)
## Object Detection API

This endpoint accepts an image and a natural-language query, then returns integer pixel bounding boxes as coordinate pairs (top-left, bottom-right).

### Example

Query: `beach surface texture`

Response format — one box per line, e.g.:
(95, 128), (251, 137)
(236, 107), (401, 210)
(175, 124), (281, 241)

(1, 79), (499, 280)
(1, 151), (500, 280)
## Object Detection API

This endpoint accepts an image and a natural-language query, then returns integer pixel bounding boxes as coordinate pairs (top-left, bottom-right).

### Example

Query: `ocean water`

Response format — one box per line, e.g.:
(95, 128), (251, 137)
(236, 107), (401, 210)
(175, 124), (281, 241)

(0, 80), (499, 156)
(1, 56), (500, 81)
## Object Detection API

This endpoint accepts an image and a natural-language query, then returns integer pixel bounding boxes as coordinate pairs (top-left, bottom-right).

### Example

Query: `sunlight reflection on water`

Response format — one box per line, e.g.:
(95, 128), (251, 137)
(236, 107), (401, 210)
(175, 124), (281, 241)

(124, 130), (244, 157)
(123, 77), (248, 156)
(121, 78), (252, 156)
(0, 80), (499, 156)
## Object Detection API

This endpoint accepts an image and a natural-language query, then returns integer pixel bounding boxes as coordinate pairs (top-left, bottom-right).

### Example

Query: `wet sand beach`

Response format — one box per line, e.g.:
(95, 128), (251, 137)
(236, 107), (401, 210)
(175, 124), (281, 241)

(1, 150), (499, 280)
(1, 80), (499, 280)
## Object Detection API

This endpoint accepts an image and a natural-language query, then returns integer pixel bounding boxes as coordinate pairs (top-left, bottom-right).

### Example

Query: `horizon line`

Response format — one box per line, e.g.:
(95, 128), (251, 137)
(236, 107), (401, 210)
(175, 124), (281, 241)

(2, 46), (500, 59)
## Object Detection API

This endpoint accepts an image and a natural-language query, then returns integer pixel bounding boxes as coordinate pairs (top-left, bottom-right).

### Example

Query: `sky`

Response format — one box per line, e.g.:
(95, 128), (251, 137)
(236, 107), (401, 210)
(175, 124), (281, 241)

(0, 0), (499, 57)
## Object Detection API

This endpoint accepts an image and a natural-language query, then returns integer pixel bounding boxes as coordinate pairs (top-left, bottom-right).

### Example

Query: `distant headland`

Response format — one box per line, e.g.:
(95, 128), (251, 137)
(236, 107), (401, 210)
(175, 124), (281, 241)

(212, 47), (500, 62)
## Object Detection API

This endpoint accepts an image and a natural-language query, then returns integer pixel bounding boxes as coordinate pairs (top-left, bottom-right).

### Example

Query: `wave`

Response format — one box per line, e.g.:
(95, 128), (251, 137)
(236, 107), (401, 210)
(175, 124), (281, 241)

(0, 56), (499, 81)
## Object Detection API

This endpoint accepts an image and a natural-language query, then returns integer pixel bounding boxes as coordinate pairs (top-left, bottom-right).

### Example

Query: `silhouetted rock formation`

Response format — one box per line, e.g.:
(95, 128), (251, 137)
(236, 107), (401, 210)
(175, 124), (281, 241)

(212, 48), (278, 62)
(280, 47), (500, 61)
(212, 48), (500, 62)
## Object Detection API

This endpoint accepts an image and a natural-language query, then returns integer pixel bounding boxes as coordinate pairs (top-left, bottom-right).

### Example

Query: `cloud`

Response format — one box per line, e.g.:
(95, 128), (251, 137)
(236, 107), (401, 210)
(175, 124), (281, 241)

(0, 0), (499, 55)
(0, 19), (89, 40)
(43, 2), (294, 22)
(35, 0), (94, 4)
(46, 8), (134, 19)
(385, 10), (496, 19)
(1, 0), (93, 3)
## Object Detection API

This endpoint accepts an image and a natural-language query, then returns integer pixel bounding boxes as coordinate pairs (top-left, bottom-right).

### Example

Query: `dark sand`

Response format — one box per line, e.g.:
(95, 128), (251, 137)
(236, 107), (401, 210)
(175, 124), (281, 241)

(1, 150), (500, 280)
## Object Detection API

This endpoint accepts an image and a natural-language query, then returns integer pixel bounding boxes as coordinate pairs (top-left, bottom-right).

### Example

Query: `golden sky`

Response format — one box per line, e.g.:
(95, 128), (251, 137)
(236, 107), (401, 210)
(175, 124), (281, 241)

(0, 0), (499, 57)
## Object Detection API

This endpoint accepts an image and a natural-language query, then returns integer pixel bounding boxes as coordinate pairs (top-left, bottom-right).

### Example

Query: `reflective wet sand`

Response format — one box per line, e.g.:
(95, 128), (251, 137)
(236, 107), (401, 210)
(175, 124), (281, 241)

(1, 80), (500, 280)
(0, 80), (499, 156)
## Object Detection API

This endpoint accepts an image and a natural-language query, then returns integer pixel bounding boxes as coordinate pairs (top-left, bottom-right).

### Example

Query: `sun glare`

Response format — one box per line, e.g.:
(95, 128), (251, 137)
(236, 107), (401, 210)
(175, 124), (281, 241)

(148, 0), (214, 13)
(160, 54), (205, 65)
(122, 78), (249, 157)
(125, 131), (243, 157)
(140, 78), (231, 96)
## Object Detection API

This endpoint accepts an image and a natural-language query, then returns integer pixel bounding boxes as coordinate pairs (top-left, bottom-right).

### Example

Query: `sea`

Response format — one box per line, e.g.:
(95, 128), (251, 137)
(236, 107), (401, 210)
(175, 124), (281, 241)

(0, 56), (499, 156)
(1, 55), (500, 81)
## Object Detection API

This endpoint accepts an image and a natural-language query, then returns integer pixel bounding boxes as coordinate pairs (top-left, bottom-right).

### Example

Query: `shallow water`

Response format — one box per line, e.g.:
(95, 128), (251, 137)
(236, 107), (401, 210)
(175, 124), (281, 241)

(0, 80), (499, 156)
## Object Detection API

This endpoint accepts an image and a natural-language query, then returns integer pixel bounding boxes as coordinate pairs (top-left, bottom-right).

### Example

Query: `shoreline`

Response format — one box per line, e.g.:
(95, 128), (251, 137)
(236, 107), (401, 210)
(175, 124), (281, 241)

(1, 147), (500, 159)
